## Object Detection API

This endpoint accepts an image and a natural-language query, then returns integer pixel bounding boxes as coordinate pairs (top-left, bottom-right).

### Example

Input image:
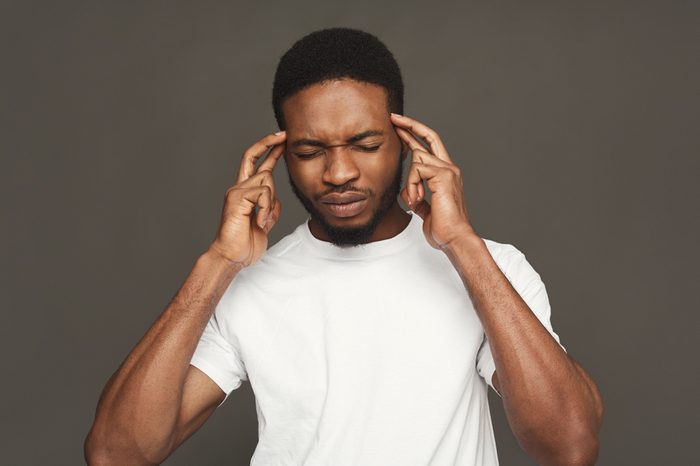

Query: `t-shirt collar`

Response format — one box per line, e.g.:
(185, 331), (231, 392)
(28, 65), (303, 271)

(299, 210), (419, 260)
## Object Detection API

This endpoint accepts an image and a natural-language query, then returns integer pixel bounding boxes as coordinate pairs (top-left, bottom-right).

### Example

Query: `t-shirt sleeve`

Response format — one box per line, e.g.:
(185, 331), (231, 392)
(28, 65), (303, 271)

(476, 243), (566, 398)
(190, 307), (248, 407)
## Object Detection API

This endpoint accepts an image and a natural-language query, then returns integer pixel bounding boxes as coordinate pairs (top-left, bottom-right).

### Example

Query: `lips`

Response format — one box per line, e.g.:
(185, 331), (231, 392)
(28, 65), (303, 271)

(320, 192), (367, 204)
(319, 192), (369, 218)
(322, 198), (368, 218)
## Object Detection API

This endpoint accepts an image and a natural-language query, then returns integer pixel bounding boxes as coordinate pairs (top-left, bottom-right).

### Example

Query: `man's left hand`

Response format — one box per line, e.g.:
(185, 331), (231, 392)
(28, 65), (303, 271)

(391, 112), (475, 249)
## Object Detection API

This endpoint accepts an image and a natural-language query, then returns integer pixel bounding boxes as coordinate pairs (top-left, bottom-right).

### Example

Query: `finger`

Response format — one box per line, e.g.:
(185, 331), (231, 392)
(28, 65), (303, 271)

(237, 169), (276, 209)
(248, 185), (272, 230)
(255, 140), (287, 176)
(395, 131), (430, 204)
(396, 128), (460, 193)
(394, 125), (431, 154)
(264, 197), (282, 233)
(256, 187), (273, 230)
(412, 192), (431, 220)
(400, 184), (411, 209)
(401, 177), (431, 218)
(230, 184), (272, 229)
(390, 113), (452, 163)
(237, 131), (287, 184)
(396, 126), (431, 156)
(395, 128), (452, 169)
(242, 174), (277, 230)
(405, 161), (440, 206)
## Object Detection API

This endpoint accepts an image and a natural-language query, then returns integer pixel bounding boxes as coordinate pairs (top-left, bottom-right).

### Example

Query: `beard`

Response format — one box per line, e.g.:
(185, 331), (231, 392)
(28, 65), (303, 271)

(287, 151), (404, 248)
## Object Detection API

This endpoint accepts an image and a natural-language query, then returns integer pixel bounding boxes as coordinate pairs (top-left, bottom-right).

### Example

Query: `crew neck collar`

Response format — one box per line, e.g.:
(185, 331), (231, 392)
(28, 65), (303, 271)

(299, 210), (420, 260)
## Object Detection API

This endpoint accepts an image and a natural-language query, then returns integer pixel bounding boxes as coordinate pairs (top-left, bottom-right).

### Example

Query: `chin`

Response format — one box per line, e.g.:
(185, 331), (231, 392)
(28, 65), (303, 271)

(320, 204), (388, 245)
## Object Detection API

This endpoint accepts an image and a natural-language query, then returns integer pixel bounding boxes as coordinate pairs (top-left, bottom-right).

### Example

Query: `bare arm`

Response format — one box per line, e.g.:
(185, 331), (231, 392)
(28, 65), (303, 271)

(443, 234), (603, 466)
(84, 130), (287, 465)
(84, 250), (243, 465)
(389, 112), (602, 465)
(493, 355), (604, 433)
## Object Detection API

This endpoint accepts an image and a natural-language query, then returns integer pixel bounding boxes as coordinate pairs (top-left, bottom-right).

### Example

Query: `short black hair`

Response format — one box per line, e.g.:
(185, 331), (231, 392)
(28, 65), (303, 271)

(272, 27), (404, 130)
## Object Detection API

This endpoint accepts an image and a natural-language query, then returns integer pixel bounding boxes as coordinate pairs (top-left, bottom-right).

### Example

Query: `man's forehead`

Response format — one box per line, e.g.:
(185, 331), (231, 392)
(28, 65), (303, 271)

(282, 79), (390, 138)
(286, 106), (386, 133)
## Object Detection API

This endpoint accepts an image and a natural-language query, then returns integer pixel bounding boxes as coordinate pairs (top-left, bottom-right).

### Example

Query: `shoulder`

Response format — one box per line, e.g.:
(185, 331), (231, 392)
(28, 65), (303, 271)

(213, 225), (307, 325)
(228, 223), (307, 290)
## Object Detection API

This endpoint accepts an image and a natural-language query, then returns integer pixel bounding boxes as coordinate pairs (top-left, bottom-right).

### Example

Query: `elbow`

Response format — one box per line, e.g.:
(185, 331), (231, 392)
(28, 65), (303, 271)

(84, 427), (126, 466)
(519, 421), (600, 466)
(83, 423), (169, 466)
(559, 385), (604, 465)
(84, 429), (113, 466)
(84, 448), (116, 466)
(541, 429), (600, 466)
(559, 434), (600, 466)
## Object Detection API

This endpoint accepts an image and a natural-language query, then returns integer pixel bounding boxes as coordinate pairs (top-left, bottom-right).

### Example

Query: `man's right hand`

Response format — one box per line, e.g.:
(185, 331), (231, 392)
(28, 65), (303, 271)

(209, 130), (287, 269)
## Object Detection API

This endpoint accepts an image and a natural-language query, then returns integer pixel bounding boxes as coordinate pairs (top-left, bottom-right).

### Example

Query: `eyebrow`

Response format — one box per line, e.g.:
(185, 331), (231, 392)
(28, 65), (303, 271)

(290, 129), (385, 149)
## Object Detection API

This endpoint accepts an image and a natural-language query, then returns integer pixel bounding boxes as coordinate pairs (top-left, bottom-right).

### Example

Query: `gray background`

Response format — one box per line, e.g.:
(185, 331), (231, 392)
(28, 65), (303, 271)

(2, 1), (698, 465)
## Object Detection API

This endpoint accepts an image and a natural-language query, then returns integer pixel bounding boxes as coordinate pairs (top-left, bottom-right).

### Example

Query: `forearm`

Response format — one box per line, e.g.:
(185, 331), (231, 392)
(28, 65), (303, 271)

(442, 233), (600, 465)
(85, 248), (242, 465)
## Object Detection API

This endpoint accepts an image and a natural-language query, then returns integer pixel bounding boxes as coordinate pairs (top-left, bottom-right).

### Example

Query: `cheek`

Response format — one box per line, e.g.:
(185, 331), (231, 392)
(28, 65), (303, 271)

(288, 160), (322, 189)
(372, 149), (401, 179)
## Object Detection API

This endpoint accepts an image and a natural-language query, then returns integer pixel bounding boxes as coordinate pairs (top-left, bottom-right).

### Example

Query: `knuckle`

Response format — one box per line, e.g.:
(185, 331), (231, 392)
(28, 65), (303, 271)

(242, 146), (256, 159)
(251, 168), (272, 183)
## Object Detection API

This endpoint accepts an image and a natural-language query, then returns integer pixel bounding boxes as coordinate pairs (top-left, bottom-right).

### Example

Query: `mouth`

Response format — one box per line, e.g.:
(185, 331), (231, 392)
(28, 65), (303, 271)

(321, 198), (369, 218)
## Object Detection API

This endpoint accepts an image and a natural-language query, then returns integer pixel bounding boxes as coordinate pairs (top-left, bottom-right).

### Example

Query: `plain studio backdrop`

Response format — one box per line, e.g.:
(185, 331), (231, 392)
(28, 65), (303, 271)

(2, 1), (698, 465)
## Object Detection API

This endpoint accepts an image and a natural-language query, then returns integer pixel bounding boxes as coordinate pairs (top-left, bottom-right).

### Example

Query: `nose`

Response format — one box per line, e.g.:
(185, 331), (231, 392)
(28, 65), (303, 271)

(321, 145), (361, 187)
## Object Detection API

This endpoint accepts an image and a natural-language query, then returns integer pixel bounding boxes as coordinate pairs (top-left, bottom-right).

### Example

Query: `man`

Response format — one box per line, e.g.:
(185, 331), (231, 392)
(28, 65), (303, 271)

(85, 27), (603, 465)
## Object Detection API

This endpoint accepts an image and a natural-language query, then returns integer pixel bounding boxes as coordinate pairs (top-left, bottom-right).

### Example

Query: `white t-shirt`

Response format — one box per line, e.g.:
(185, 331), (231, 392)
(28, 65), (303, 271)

(190, 210), (565, 466)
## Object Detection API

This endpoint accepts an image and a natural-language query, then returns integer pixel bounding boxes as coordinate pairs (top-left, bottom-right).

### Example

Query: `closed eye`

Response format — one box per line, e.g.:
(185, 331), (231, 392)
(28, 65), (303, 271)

(295, 144), (382, 159)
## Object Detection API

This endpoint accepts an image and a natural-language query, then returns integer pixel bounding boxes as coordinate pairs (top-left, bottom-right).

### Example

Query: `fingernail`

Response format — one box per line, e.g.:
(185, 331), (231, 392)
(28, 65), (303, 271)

(274, 130), (285, 135)
(391, 113), (403, 117)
